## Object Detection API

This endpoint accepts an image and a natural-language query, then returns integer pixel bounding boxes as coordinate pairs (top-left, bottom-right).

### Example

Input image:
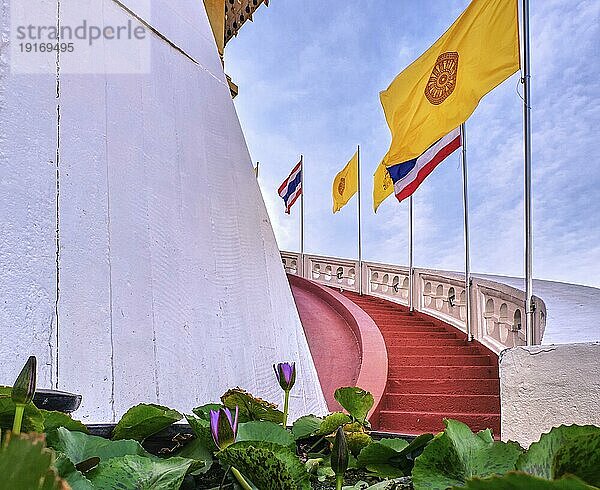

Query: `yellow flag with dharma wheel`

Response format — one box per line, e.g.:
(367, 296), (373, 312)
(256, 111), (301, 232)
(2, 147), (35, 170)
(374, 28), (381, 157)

(332, 151), (359, 213)
(380, 0), (520, 167)
(372, 161), (394, 213)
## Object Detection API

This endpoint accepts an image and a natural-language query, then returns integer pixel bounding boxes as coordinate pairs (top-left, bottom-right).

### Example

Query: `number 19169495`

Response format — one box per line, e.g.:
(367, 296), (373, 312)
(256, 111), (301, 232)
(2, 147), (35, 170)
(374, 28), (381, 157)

(19, 42), (74, 53)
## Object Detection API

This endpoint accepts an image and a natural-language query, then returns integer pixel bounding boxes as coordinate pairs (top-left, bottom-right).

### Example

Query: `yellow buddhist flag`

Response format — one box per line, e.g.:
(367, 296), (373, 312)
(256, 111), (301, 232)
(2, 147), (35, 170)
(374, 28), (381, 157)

(332, 151), (359, 213)
(373, 161), (394, 213)
(380, 0), (520, 167)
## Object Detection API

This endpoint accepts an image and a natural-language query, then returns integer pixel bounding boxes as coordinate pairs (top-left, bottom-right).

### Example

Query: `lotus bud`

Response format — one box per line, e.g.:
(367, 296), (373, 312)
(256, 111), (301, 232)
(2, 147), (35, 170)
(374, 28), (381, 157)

(273, 362), (296, 392)
(331, 426), (349, 479)
(11, 356), (37, 405)
(209, 407), (239, 450)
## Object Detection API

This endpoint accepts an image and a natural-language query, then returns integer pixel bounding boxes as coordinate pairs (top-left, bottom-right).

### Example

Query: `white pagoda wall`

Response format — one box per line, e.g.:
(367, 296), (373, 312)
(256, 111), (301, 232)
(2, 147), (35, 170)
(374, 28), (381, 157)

(0, 0), (327, 421)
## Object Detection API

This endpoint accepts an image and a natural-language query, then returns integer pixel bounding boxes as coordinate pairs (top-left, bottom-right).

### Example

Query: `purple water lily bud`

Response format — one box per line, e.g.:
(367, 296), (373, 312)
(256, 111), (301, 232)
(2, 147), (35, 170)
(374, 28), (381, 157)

(273, 362), (296, 392)
(209, 406), (239, 450)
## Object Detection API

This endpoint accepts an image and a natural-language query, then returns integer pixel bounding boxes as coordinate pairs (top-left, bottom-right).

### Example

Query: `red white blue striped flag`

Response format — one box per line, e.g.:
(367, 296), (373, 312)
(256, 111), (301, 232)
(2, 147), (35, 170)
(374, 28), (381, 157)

(388, 127), (462, 202)
(278, 160), (302, 214)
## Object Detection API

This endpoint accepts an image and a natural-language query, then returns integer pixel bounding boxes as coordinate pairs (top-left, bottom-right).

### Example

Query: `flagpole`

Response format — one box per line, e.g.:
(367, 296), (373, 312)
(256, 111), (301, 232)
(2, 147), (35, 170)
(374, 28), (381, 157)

(357, 146), (363, 295)
(522, 0), (534, 345)
(460, 123), (473, 341)
(300, 155), (305, 269)
(408, 195), (414, 313)
(256, 161), (260, 178)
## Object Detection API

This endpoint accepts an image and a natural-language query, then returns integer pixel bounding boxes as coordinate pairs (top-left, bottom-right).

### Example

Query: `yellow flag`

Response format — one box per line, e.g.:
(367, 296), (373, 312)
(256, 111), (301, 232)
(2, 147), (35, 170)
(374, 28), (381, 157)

(332, 151), (359, 213)
(373, 161), (394, 213)
(380, 0), (520, 166)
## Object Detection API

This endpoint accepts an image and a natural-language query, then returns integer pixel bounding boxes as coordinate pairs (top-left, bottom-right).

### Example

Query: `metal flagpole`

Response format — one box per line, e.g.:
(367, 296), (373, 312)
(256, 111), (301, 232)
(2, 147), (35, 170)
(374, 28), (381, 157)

(357, 146), (363, 295)
(408, 195), (414, 312)
(522, 0), (534, 345)
(460, 123), (473, 341)
(300, 155), (305, 272)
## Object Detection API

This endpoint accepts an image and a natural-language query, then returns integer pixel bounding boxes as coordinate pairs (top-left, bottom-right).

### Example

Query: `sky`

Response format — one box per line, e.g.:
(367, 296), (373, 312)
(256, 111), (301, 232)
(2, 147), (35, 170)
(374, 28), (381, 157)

(225, 0), (600, 288)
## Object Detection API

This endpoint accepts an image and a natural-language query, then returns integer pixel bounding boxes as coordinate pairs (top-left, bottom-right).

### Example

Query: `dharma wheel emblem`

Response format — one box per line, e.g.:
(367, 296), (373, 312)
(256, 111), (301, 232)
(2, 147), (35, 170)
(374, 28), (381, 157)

(338, 177), (346, 195)
(425, 52), (459, 105)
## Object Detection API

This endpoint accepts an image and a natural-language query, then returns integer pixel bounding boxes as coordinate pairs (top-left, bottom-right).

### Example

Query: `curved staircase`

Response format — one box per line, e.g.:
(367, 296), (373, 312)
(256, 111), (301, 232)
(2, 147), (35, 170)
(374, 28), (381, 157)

(341, 291), (500, 435)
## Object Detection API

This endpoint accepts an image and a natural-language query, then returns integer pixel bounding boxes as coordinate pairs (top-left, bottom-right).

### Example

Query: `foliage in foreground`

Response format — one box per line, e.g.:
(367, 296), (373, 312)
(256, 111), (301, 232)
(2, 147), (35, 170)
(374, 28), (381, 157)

(412, 420), (600, 490)
(1, 355), (599, 490)
(0, 432), (68, 490)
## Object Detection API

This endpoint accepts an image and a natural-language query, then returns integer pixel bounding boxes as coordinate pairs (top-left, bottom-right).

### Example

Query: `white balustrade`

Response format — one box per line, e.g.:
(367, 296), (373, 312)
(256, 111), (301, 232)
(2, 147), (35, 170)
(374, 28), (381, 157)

(281, 251), (546, 354)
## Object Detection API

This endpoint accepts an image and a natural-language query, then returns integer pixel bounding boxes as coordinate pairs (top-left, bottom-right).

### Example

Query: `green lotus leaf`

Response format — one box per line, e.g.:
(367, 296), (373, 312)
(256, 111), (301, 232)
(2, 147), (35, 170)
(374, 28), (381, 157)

(112, 403), (182, 441)
(552, 431), (600, 486)
(455, 472), (596, 489)
(41, 410), (88, 448)
(221, 387), (283, 423)
(218, 441), (310, 490)
(517, 424), (600, 484)
(87, 454), (192, 489)
(347, 431), (373, 457)
(388, 433), (435, 475)
(237, 420), (295, 448)
(53, 427), (154, 466)
(334, 387), (374, 424)
(318, 412), (352, 436)
(292, 414), (323, 440)
(412, 419), (524, 490)
(357, 438), (409, 478)
(53, 453), (95, 490)
(0, 432), (68, 490)
(172, 438), (213, 475)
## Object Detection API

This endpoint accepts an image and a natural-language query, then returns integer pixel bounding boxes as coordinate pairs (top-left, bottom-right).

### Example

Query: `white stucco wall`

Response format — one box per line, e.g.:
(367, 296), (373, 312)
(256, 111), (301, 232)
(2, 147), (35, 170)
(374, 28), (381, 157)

(0, 0), (327, 421)
(0, 0), (59, 390)
(500, 342), (600, 447)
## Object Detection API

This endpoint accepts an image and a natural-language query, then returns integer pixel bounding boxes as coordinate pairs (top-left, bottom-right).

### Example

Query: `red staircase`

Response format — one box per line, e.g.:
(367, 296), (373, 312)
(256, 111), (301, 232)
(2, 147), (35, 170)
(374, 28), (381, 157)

(342, 291), (501, 436)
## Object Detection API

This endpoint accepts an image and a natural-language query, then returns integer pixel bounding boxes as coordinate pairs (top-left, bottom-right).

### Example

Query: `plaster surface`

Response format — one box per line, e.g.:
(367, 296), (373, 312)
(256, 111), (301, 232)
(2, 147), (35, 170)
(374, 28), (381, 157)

(500, 342), (600, 447)
(0, 0), (326, 421)
(0, 0), (58, 389)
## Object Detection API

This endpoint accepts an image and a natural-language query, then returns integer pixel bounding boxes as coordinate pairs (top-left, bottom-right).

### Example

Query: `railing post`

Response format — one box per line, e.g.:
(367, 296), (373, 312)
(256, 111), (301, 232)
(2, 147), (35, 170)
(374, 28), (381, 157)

(412, 268), (421, 311)
(469, 278), (479, 341)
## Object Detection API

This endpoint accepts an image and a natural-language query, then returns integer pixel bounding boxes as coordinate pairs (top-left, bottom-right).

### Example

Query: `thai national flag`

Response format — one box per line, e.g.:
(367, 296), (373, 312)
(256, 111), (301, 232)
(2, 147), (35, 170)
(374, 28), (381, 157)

(388, 127), (462, 203)
(278, 160), (302, 214)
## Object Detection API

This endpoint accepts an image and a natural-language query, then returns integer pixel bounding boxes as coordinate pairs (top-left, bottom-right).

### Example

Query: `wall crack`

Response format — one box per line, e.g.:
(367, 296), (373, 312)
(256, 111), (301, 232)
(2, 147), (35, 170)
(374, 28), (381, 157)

(53, 0), (62, 390)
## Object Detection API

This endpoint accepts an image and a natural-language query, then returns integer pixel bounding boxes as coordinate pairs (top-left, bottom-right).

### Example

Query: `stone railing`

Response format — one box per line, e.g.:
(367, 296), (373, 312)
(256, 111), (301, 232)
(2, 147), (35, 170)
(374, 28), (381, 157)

(281, 251), (547, 354)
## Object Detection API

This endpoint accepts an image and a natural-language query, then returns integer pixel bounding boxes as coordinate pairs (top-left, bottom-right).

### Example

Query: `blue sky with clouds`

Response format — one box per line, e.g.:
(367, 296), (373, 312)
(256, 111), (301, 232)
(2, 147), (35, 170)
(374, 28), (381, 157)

(225, 0), (599, 288)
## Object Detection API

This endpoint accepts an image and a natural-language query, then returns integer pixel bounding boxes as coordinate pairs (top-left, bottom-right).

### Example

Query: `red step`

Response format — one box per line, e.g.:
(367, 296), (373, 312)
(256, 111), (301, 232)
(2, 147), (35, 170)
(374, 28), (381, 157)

(390, 355), (492, 366)
(391, 346), (483, 355)
(378, 410), (500, 435)
(389, 365), (497, 379)
(386, 378), (500, 395)
(384, 394), (500, 413)
(370, 316), (437, 323)
(379, 328), (449, 335)
(385, 331), (458, 339)
(388, 338), (469, 347)
(374, 324), (443, 331)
